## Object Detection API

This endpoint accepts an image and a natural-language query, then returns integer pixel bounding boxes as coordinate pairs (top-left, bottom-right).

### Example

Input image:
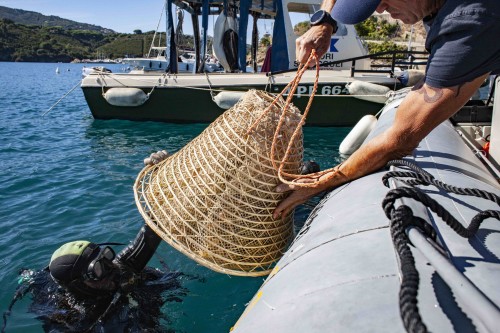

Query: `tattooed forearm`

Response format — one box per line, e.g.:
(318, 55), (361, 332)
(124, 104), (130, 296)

(422, 85), (444, 103)
(411, 80), (444, 103)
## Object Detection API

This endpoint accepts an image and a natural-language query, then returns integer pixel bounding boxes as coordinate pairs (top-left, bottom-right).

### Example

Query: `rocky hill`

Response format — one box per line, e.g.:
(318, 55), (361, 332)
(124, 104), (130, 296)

(0, 6), (114, 34)
(0, 5), (205, 62)
(0, 17), (200, 62)
(373, 12), (427, 45)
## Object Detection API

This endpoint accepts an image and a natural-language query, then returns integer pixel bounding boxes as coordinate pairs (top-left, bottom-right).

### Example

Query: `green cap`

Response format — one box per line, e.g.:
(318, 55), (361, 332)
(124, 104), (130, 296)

(49, 240), (99, 284)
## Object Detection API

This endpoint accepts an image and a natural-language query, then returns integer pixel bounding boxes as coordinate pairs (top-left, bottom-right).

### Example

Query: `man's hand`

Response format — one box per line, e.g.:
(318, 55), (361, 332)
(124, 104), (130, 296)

(295, 24), (333, 64)
(144, 150), (169, 166)
(273, 169), (341, 219)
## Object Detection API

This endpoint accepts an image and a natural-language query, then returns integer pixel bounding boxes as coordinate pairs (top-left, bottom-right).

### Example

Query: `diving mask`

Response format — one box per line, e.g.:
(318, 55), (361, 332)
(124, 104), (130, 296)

(85, 246), (116, 281)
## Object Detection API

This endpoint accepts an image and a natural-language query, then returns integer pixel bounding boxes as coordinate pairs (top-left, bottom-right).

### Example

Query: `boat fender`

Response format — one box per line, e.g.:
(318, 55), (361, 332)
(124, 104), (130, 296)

(104, 88), (148, 107)
(213, 13), (238, 72)
(397, 69), (425, 87)
(339, 115), (378, 155)
(223, 28), (239, 72)
(346, 81), (390, 104)
(214, 91), (245, 109)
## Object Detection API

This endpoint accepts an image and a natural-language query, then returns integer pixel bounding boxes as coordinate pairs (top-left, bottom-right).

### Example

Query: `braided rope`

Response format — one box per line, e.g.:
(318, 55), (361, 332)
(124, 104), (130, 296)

(247, 50), (342, 187)
(383, 159), (500, 332)
(389, 205), (428, 333)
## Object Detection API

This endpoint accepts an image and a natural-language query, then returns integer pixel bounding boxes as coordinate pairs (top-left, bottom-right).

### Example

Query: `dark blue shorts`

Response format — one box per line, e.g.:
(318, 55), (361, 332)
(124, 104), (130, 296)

(424, 0), (500, 88)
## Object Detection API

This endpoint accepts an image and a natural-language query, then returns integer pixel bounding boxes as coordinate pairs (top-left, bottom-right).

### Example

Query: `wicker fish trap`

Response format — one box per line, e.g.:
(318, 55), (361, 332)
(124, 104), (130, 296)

(134, 89), (304, 276)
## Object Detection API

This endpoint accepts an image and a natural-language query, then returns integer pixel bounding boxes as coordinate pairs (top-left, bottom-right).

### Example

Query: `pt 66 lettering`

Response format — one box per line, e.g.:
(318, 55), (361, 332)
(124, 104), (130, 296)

(294, 85), (348, 95)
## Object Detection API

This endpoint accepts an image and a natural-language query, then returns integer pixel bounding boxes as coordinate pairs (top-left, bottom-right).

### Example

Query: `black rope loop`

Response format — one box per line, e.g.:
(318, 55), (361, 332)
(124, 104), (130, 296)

(385, 194), (437, 241)
(385, 160), (500, 205)
(383, 171), (431, 188)
(384, 160), (500, 238)
(386, 159), (432, 177)
(383, 159), (500, 333)
(384, 187), (483, 238)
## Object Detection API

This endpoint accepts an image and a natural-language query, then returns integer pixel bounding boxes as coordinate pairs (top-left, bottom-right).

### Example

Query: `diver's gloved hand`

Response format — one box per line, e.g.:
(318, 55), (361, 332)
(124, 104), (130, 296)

(116, 265), (139, 294)
(144, 150), (170, 166)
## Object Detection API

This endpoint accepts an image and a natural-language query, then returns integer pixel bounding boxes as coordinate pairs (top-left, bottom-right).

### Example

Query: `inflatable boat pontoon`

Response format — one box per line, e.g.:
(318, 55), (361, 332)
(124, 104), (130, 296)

(232, 79), (500, 333)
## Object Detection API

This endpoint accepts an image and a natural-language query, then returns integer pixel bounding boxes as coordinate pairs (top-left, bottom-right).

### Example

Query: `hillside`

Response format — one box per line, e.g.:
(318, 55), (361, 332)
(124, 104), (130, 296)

(0, 19), (111, 62)
(0, 5), (205, 63)
(0, 17), (200, 62)
(0, 6), (114, 34)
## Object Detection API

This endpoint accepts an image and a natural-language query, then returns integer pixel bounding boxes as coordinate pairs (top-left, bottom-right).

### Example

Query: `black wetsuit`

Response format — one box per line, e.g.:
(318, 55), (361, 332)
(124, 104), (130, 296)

(4, 225), (186, 332)
(13, 267), (184, 332)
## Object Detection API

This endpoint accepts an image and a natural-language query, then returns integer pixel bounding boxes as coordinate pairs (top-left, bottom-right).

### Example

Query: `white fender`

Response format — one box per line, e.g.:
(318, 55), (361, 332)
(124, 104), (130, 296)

(346, 81), (390, 104)
(339, 115), (378, 155)
(104, 88), (148, 107)
(214, 91), (245, 109)
(213, 13), (238, 72)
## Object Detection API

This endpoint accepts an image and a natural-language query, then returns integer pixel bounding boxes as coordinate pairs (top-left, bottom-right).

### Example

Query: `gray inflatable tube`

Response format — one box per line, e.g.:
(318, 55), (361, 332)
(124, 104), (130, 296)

(232, 95), (500, 332)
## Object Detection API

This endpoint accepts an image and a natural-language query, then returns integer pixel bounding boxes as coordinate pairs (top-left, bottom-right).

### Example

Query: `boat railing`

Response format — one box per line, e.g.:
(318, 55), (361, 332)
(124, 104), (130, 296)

(268, 50), (429, 77)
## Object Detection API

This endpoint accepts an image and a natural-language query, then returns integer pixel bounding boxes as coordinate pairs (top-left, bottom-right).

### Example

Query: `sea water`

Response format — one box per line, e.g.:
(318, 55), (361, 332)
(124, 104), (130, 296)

(0, 62), (350, 332)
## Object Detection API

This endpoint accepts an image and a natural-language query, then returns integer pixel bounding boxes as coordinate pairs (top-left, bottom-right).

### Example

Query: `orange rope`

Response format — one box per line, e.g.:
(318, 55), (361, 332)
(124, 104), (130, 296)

(248, 50), (341, 188)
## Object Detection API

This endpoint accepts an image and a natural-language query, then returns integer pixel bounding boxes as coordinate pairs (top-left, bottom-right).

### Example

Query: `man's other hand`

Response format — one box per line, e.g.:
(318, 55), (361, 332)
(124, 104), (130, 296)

(295, 24), (333, 65)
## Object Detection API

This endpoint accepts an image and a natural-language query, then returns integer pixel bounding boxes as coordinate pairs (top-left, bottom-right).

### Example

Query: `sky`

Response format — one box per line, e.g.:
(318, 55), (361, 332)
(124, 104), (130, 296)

(1, 0), (173, 34)
(0, 0), (307, 38)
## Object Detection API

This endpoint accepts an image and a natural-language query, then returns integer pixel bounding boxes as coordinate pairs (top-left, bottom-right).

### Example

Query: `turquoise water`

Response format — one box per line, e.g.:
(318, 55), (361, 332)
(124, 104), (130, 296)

(0, 62), (351, 332)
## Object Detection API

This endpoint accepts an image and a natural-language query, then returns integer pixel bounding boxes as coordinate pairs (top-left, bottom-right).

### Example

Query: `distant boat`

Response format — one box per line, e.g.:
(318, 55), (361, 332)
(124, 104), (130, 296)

(121, 5), (222, 74)
(55, 67), (60, 74)
(122, 47), (221, 73)
(82, 66), (112, 77)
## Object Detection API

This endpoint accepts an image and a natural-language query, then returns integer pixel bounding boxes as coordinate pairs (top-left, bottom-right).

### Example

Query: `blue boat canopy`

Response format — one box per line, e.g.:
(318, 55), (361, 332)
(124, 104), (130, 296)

(166, 0), (313, 73)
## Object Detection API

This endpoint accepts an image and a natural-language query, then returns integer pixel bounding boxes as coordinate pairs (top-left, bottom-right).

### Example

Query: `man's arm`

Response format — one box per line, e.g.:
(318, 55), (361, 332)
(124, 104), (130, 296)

(273, 73), (490, 219)
(295, 0), (336, 63)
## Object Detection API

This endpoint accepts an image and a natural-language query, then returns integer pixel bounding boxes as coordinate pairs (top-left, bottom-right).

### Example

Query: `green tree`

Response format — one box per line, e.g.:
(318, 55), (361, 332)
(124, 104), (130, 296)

(294, 21), (310, 36)
(366, 41), (406, 54)
(260, 34), (271, 47)
(355, 16), (399, 40)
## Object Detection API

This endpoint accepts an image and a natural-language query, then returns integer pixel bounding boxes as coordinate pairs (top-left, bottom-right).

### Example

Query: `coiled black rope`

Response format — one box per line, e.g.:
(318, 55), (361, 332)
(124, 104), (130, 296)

(382, 159), (500, 333)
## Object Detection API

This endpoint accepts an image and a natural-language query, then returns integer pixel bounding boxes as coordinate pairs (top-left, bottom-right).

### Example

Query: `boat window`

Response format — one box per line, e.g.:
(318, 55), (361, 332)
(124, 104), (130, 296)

(287, 3), (319, 36)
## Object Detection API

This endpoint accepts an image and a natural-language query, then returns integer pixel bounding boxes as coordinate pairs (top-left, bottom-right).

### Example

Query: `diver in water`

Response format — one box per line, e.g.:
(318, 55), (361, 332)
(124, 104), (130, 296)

(3, 224), (185, 332)
(2, 151), (189, 332)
